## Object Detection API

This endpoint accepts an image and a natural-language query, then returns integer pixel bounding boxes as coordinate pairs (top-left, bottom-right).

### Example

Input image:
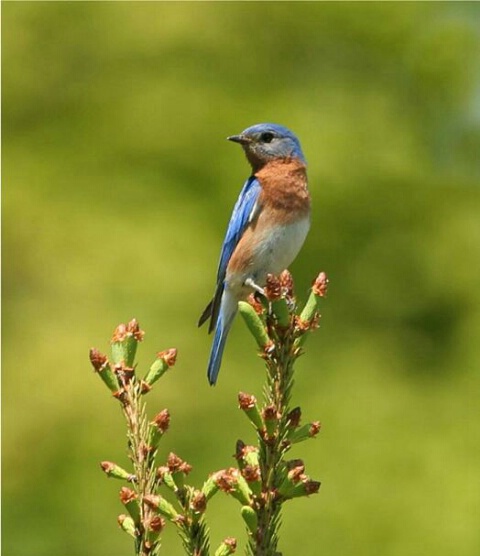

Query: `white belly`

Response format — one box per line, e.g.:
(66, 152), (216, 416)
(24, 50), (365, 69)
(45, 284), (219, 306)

(256, 217), (310, 276)
(227, 216), (310, 294)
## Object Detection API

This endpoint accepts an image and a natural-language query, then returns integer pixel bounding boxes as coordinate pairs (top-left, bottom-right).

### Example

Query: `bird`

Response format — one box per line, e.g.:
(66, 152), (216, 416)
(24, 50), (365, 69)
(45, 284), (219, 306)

(199, 123), (310, 385)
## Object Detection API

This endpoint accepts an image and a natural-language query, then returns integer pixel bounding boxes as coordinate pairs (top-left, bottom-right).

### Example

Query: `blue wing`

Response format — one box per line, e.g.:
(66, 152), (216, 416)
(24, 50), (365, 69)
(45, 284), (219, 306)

(198, 176), (261, 332)
(216, 176), (261, 283)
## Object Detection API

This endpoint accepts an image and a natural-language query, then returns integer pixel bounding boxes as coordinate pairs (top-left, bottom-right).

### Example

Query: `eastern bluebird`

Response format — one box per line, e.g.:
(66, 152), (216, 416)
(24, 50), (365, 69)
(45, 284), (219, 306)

(199, 123), (310, 385)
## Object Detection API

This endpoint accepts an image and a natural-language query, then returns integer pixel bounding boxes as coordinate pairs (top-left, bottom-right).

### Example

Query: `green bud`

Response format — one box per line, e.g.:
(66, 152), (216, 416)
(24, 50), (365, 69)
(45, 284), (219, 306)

(299, 289), (319, 324)
(238, 301), (271, 349)
(238, 393), (264, 431)
(172, 471), (185, 490)
(144, 494), (179, 521)
(111, 339), (136, 367)
(142, 349), (177, 389)
(233, 470), (254, 506)
(100, 461), (135, 482)
(89, 349), (120, 394)
(143, 358), (168, 387)
(119, 487), (140, 524)
(213, 469), (253, 506)
(243, 447), (260, 468)
(262, 405), (278, 438)
(118, 514), (136, 538)
(166, 452), (192, 490)
(271, 297), (290, 328)
(202, 474), (220, 501)
(148, 410), (170, 451)
(295, 272), (328, 347)
(288, 422), (321, 444)
(214, 537), (237, 556)
(146, 515), (165, 548)
(156, 466), (177, 492)
(241, 465), (262, 497)
(240, 505), (258, 535)
(282, 479), (321, 499)
(110, 320), (144, 367)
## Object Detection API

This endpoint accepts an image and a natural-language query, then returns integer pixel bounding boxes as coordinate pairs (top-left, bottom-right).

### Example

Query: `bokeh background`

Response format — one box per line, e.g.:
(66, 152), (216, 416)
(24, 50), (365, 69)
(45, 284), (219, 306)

(3, 2), (480, 555)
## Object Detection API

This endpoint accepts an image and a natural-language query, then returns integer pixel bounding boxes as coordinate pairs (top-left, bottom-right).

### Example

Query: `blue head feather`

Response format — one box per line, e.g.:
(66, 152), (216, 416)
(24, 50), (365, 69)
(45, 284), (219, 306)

(228, 123), (306, 170)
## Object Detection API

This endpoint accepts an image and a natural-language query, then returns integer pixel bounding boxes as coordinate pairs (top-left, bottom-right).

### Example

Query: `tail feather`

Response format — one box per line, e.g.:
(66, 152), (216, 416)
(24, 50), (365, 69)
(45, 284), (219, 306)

(207, 291), (237, 385)
(198, 283), (225, 334)
(208, 283), (224, 334)
(198, 299), (213, 328)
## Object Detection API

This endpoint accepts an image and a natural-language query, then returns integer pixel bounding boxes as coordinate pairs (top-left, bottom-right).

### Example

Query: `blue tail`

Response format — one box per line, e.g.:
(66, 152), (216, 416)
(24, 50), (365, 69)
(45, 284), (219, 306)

(207, 291), (237, 385)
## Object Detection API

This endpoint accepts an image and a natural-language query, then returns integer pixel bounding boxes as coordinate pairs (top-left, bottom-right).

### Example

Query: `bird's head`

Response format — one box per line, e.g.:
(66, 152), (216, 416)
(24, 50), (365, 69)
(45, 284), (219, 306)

(228, 123), (305, 171)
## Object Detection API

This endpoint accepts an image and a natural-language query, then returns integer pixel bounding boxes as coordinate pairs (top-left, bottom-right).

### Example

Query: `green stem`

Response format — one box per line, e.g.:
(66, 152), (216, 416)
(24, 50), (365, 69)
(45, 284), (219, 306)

(250, 328), (295, 556)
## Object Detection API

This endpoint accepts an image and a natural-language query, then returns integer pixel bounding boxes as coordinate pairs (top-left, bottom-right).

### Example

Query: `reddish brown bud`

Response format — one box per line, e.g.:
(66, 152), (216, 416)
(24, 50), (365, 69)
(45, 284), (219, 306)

(310, 421), (321, 437)
(213, 469), (236, 493)
(288, 467), (305, 483)
(263, 342), (275, 356)
(247, 293), (264, 315)
(167, 452), (192, 475)
(238, 392), (257, 410)
(180, 461), (192, 475)
(190, 490), (207, 513)
(214, 467), (253, 504)
(112, 320), (145, 343)
(173, 514), (187, 525)
(262, 404), (278, 421)
(312, 272), (328, 297)
(156, 466), (170, 481)
(304, 480), (321, 495)
(167, 452), (183, 472)
(117, 514), (136, 537)
(117, 514), (130, 526)
(101, 461), (115, 473)
(310, 313), (321, 331)
(279, 269), (294, 297)
(224, 537), (237, 550)
(287, 407), (302, 428)
(119, 487), (137, 504)
(262, 404), (278, 439)
(242, 465), (261, 483)
(126, 318), (145, 341)
(296, 313), (321, 332)
(151, 409), (170, 433)
(286, 459), (305, 472)
(111, 323), (127, 343)
(295, 317), (311, 333)
(140, 381), (152, 394)
(148, 515), (165, 533)
(112, 363), (135, 386)
(156, 348), (177, 367)
(265, 274), (282, 301)
(281, 439), (291, 451)
(100, 461), (135, 482)
(113, 389), (127, 402)
(89, 348), (108, 371)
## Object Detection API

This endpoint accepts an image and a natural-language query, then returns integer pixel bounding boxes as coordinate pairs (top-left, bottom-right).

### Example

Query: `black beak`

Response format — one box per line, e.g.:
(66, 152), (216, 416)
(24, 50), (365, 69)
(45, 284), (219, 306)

(227, 134), (251, 145)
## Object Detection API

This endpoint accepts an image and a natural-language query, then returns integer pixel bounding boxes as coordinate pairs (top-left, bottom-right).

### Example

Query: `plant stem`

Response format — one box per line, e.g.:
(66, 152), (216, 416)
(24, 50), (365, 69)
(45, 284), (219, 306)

(121, 378), (158, 556)
(251, 323), (295, 556)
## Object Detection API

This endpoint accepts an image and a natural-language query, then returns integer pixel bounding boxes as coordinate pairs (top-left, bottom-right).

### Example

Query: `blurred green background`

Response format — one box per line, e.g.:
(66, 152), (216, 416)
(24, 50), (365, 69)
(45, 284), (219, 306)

(3, 2), (480, 555)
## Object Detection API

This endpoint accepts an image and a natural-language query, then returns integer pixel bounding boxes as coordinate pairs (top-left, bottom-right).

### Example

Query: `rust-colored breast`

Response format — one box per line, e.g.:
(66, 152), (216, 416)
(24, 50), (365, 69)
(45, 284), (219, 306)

(255, 158), (310, 225)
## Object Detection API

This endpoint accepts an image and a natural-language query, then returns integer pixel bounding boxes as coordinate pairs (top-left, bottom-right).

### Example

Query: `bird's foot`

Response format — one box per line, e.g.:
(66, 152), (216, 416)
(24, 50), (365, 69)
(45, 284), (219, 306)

(245, 277), (265, 296)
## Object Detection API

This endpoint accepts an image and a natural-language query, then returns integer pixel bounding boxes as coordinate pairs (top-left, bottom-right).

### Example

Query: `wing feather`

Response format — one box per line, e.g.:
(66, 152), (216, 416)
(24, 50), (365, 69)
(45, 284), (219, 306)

(199, 176), (262, 331)
(216, 176), (262, 283)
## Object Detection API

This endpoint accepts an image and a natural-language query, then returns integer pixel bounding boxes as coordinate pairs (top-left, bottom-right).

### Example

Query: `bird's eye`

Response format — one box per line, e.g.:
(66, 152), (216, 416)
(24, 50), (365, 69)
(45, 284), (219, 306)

(260, 132), (274, 143)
